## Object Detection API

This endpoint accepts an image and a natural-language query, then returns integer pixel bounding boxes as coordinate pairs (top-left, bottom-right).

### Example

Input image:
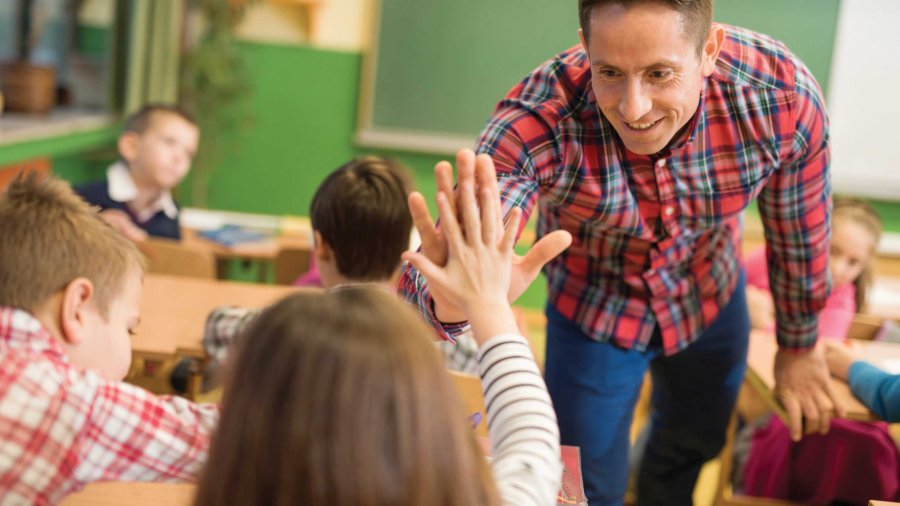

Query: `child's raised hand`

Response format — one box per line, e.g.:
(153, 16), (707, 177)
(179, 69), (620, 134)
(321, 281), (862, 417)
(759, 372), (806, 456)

(405, 149), (572, 329)
(403, 153), (522, 343)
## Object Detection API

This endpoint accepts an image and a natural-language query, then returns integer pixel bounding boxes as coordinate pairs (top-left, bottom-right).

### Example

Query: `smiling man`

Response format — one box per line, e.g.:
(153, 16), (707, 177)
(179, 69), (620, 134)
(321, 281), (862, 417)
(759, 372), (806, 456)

(400, 1), (836, 505)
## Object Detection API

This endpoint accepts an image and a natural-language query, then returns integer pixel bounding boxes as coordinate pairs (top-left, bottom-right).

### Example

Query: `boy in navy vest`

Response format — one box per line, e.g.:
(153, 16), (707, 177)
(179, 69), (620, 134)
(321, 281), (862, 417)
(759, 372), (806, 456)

(76, 104), (199, 241)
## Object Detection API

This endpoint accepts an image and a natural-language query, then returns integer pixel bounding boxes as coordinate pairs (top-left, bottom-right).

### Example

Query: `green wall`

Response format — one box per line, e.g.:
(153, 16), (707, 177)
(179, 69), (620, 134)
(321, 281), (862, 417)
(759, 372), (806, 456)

(367, 0), (840, 139)
(181, 42), (448, 217)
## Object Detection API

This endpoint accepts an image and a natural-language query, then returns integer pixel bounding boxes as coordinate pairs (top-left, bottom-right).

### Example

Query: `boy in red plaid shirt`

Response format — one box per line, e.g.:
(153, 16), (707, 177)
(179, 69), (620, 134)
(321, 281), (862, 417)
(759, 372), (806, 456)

(0, 173), (217, 504)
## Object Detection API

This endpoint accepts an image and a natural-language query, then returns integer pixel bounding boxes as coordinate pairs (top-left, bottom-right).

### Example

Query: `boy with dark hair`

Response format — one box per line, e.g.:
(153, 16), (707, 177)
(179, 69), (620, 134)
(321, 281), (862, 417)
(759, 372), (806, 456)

(310, 156), (414, 285)
(76, 104), (199, 241)
(0, 172), (217, 504)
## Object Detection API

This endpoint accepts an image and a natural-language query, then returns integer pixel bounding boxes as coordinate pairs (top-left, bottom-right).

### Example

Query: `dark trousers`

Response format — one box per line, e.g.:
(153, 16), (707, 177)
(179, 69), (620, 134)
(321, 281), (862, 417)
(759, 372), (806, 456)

(544, 274), (749, 506)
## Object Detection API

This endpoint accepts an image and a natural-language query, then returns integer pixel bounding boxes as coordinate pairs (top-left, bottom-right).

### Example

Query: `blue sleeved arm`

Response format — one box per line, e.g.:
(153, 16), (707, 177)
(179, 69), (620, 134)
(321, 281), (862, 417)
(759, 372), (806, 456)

(847, 361), (900, 422)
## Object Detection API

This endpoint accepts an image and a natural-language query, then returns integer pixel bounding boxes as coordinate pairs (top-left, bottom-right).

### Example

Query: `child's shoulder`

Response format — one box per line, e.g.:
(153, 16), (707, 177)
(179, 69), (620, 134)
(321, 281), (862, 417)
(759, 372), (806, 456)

(73, 177), (115, 208)
(1, 343), (105, 397)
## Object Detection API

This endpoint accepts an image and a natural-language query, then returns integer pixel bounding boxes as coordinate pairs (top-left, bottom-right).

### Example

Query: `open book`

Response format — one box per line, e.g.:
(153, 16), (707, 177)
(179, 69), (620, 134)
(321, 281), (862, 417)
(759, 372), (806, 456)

(197, 225), (271, 247)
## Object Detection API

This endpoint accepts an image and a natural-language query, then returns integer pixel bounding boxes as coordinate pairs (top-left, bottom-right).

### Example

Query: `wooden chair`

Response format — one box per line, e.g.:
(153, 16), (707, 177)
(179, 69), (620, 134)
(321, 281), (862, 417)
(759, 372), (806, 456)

(848, 313), (885, 341)
(141, 238), (217, 279)
(272, 245), (312, 285)
(713, 413), (800, 506)
(448, 370), (489, 438)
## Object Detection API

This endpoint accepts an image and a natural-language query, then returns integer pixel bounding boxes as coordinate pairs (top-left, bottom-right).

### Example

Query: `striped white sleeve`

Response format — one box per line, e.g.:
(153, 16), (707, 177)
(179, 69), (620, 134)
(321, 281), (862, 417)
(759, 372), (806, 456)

(478, 333), (562, 506)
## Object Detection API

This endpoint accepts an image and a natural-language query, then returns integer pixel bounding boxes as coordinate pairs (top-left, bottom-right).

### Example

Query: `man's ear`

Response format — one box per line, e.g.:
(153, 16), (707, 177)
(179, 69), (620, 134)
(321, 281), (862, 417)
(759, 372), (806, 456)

(313, 231), (332, 262)
(578, 28), (589, 57)
(117, 132), (141, 163)
(700, 24), (726, 77)
(59, 278), (95, 345)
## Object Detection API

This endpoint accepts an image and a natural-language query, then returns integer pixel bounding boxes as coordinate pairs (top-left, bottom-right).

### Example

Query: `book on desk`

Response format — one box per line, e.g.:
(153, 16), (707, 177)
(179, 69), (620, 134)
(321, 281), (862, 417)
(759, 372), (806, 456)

(478, 437), (587, 505)
(197, 225), (272, 247)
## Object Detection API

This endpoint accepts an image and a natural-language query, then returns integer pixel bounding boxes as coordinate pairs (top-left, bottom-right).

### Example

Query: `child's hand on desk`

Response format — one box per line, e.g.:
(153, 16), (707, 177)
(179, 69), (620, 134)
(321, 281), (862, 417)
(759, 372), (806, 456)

(824, 341), (860, 381)
(100, 209), (148, 242)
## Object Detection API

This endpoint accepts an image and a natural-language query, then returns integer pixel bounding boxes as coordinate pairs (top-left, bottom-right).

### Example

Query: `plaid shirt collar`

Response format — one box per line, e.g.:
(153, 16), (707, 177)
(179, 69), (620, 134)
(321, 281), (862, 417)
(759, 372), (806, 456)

(0, 307), (68, 363)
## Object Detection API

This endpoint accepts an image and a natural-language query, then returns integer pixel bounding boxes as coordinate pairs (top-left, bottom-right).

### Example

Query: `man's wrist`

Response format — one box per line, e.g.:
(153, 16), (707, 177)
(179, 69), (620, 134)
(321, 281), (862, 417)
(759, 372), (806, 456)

(430, 297), (466, 325)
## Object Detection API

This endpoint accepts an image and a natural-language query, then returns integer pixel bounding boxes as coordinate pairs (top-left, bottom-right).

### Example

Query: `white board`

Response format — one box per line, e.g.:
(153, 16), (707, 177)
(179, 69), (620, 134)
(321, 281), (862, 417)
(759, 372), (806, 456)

(827, 0), (900, 199)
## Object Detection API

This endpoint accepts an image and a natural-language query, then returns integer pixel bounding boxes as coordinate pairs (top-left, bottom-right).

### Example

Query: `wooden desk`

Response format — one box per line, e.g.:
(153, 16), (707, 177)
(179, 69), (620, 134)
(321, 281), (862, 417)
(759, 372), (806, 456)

(61, 482), (194, 506)
(744, 330), (900, 422)
(869, 277), (900, 322)
(133, 274), (304, 360)
(180, 228), (313, 283)
(181, 228), (311, 260)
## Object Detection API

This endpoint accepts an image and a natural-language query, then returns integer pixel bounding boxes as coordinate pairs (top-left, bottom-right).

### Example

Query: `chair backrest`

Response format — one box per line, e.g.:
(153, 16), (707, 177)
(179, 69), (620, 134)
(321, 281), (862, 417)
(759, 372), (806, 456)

(448, 370), (489, 438)
(142, 238), (217, 279)
(273, 245), (312, 285)
(848, 313), (884, 341)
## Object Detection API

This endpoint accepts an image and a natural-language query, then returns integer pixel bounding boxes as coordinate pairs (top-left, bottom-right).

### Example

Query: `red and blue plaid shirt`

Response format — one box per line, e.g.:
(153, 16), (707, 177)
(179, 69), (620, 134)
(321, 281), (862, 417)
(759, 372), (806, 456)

(400, 25), (831, 355)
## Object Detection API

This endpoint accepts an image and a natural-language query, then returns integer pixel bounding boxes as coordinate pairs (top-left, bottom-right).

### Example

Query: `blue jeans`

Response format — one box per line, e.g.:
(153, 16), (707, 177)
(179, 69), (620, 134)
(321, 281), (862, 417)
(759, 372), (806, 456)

(545, 274), (749, 506)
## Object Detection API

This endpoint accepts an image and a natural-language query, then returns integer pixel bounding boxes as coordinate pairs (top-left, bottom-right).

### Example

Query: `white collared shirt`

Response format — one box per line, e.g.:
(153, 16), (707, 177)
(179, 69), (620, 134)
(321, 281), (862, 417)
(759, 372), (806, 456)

(107, 161), (179, 223)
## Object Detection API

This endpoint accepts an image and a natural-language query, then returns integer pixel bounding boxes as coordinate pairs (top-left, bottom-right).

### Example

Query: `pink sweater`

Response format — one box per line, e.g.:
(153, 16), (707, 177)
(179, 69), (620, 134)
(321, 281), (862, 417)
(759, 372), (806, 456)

(744, 247), (856, 341)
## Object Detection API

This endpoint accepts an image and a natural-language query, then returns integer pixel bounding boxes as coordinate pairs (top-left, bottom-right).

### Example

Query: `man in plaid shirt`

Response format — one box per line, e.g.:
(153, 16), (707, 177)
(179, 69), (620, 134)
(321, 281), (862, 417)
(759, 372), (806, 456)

(400, 1), (838, 504)
(0, 174), (218, 504)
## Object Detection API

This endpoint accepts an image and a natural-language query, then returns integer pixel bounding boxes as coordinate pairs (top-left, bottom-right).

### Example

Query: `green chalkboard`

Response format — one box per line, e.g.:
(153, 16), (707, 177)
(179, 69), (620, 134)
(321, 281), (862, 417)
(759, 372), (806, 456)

(358, 0), (840, 154)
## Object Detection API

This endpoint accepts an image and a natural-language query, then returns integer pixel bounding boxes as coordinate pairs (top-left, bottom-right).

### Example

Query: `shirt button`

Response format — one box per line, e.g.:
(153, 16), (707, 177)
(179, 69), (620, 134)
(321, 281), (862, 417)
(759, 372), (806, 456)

(664, 206), (674, 216)
(656, 158), (666, 168)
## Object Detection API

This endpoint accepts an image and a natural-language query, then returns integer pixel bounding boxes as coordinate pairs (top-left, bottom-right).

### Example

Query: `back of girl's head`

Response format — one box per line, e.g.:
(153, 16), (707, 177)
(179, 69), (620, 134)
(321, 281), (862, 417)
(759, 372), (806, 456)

(194, 289), (499, 506)
(310, 157), (413, 282)
(832, 198), (883, 309)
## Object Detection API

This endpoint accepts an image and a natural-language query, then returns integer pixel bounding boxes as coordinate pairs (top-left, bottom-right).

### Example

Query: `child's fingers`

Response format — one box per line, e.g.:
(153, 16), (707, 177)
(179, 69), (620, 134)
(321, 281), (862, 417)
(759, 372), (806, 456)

(408, 192), (437, 238)
(458, 171), (482, 247)
(455, 149), (477, 185)
(481, 188), (498, 245)
(474, 153), (500, 199)
(408, 192), (447, 264)
(402, 251), (451, 295)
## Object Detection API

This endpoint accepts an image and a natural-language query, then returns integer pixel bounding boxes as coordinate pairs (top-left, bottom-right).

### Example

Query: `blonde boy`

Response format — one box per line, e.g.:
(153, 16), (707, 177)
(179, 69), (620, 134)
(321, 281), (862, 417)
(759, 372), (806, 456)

(0, 173), (217, 504)
(75, 104), (199, 241)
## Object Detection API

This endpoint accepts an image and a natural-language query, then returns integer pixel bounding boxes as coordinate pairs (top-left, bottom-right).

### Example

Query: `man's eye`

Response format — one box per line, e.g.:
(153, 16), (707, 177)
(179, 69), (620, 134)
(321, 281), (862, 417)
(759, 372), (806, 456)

(597, 70), (620, 79)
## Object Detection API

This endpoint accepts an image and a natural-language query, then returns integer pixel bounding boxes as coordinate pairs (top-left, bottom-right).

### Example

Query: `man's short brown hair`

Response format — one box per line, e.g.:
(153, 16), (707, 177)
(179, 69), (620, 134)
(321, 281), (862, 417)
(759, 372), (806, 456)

(310, 157), (413, 282)
(579, 0), (713, 52)
(124, 103), (197, 135)
(0, 172), (145, 317)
